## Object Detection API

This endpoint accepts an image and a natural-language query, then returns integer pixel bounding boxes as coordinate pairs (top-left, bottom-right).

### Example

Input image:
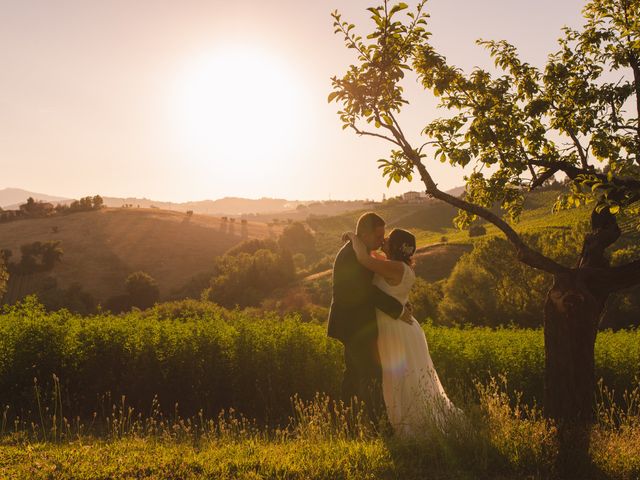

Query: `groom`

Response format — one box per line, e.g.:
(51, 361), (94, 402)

(327, 212), (409, 422)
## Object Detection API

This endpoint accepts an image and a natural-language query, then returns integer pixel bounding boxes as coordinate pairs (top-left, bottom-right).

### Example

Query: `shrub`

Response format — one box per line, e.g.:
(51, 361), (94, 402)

(0, 298), (343, 423)
(205, 249), (295, 308)
(36, 278), (97, 315)
(439, 230), (584, 328)
(468, 225), (487, 237)
(125, 272), (160, 310)
(409, 277), (443, 323)
(293, 253), (307, 270)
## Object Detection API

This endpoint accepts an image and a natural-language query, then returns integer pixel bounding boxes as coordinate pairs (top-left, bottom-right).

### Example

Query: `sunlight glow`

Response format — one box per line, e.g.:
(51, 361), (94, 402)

(172, 47), (307, 180)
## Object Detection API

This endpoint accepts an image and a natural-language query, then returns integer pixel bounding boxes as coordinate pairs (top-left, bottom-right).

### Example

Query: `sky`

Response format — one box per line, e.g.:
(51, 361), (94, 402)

(0, 0), (587, 202)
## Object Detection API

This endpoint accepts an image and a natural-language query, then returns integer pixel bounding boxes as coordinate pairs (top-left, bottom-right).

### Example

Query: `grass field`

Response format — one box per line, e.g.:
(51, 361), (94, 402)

(1, 383), (638, 480)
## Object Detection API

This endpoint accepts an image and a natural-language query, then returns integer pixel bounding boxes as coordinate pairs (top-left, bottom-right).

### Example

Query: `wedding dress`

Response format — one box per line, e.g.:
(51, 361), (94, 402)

(373, 262), (459, 437)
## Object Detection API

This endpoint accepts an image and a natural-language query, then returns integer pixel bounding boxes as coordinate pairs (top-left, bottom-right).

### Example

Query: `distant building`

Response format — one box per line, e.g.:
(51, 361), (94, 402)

(402, 191), (428, 203)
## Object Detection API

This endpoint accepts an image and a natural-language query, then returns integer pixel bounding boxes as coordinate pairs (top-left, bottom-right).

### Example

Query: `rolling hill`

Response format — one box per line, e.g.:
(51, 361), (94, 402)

(300, 188), (600, 289)
(1, 187), (371, 217)
(0, 188), (71, 208)
(0, 208), (280, 303)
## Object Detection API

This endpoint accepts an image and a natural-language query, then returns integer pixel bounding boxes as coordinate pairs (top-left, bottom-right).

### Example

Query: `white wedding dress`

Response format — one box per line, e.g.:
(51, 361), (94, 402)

(374, 263), (459, 438)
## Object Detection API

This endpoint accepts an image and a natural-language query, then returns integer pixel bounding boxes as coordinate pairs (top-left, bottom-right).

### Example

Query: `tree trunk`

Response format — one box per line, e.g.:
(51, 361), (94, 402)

(543, 207), (621, 476)
(544, 271), (607, 476)
(543, 271), (605, 424)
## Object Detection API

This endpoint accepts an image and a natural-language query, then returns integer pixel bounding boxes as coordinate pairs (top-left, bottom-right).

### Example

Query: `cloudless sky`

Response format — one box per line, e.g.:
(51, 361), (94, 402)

(0, 0), (586, 202)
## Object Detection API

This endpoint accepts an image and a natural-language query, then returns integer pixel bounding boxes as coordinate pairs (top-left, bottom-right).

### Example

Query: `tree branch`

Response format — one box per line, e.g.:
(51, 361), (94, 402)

(578, 207), (622, 269)
(527, 159), (640, 190)
(372, 110), (570, 275)
(566, 127), (590, 169)
(350, 124), (402, 146)
(603, 258), (640, 293)
(414, 163), (568, 274)
(530, 166), (560, 190)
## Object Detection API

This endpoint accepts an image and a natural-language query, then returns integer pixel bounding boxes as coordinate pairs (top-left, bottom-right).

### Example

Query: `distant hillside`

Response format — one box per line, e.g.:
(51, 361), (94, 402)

(3, 186), (468, 217)
(299, 187), (596, 285)
(103, 196), (376, 217)
(0, 188), (71, 208)
(306, 188), (589, 254)
(446, 186), (465, 197)
(0, 208), (280, 303)
(3, 192), (369, 217)
(101, 196), (308, 215)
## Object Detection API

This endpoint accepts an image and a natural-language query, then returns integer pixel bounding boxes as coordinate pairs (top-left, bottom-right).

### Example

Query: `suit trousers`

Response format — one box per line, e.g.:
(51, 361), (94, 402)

(341, 336), (388, 427)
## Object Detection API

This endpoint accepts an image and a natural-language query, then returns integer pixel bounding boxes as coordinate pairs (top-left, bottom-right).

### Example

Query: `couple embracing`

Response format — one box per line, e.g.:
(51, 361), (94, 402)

(327, 212), (458, 437)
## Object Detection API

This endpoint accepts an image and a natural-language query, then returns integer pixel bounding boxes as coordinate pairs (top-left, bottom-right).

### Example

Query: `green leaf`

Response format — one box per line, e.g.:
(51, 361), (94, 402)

(327, 91), (339, 103)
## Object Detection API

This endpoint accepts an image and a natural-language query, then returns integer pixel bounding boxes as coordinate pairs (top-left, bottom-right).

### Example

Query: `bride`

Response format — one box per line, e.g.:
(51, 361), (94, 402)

(346, 228), (459, 437)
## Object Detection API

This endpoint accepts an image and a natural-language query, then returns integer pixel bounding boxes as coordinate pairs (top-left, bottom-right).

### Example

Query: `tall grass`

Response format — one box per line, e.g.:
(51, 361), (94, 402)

(2, 376), (639, 479)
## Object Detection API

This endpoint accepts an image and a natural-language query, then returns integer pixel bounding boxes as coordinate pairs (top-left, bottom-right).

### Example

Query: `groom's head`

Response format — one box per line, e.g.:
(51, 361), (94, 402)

(356, 212), (386, 251)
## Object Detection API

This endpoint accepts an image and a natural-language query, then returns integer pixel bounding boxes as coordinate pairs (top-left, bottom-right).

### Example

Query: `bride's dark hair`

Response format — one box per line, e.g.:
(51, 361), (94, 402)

(388, 229), (416, 265)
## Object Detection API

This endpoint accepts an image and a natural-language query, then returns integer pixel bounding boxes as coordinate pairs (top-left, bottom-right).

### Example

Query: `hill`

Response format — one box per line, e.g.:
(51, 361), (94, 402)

(0, 188), (71, 208)
(101, 196), (306, 215)
(1, 187), (372, 217)
(307, 188), (595, 254)
(0, 208), (279, 303)
(299, 188), (595, 287)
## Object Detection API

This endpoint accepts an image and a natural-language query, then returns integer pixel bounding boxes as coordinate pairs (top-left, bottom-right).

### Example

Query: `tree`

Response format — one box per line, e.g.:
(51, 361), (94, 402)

(20, 197), (53, 217)
(92, 195), (104, 209)
(205, 245), (296, 308)
(40, 241), (64, 269)
(125, 271), (160, 310)
(439, 232), (583, 328)
(14, 241), (63, 273)
(226, 238), (279, 256)
(278, 222), (317, 258)
(0, 256), (8, 300)
(36, 278), (97, 315)
(329, 0), (640, 468)
(0, 249), (12, 263)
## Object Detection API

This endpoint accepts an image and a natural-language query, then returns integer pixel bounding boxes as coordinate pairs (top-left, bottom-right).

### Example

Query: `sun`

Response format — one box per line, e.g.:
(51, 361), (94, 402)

(173, 47), (306, 177)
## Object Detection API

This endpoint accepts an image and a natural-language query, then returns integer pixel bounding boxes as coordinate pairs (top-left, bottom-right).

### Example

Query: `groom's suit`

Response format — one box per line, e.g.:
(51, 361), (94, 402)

(327, 241), (403, 418)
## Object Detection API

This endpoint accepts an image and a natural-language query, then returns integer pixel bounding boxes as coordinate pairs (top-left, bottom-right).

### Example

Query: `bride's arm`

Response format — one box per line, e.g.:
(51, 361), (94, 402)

(345, 232), (404, 283)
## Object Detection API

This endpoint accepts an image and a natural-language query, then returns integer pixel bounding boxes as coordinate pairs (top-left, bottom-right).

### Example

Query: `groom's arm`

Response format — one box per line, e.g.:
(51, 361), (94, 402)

(332, 243), (369, 308)
(372, 286), (404, 319)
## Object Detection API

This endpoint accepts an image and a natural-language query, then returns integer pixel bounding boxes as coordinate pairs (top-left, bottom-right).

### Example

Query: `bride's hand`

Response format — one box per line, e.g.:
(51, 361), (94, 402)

(344, 232), (369, 259)
(399, 306), (414, 325)
(341, 231), (355, 243)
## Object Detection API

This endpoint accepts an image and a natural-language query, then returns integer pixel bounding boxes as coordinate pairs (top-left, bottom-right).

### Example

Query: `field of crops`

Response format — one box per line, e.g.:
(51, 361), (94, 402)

(1, 297), (638, 424)
(1, 298), (639, 479)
